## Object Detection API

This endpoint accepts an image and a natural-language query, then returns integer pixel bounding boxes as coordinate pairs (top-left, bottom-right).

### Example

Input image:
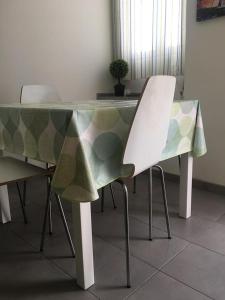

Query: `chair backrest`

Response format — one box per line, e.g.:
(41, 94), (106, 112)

(123, 75), (176, 176)
(20, 85), (61, 104)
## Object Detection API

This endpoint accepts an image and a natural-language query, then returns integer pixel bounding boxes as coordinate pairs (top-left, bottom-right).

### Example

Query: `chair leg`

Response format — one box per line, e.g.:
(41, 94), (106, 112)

(48, 199), (53, 235)
(55, 194), (75, 258)
(23, 181), (27, 206)
(116, 179), (131, 288)
(40, 180), (51, 252)
(47, 176), (53, 235)
(178, 155), (181, 170)
(148, 168), (153, 241)
(133, 176), (137, 194)
(154, 165), (171, 239)
(16, 183), (28, 224)
(109, 183), (117, 209)
(101, 187), (105, 212)
(23, 157), (28, 206)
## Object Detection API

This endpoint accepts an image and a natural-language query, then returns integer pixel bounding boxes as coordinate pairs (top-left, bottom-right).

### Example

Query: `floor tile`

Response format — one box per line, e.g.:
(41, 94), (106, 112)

(156, 178), (225, 222)
(0, 224), (32, 253)
(92, 210), (189, 269)
(43, 233), (156, 300)
(8, 200), (73, 251)
(128, 271), (211, 300)
(192, 188), (225, 221)
(163, 244), (225, 300)
(153, 212), (225, 256)
(3, 173), (225, 299)
(89, 244), (156, 300)
(109, 175), (225, 223)
(216, 213), (225, 225)
(0, 228), (96, 300)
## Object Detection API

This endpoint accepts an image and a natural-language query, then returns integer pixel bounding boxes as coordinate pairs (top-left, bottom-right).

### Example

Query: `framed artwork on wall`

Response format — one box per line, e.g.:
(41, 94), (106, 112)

(197, 0), (225, 21)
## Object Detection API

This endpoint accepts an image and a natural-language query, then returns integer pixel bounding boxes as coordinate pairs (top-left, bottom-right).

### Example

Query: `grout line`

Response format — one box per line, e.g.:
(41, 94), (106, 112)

(155, 243), (190, 271)
(93, 233), (157, 271)
(6, 223), (99, 298)
(123, 269), (161, 300)
(124, 269), (214, 300)
(87, 289), (101, 300)
(150, 220), (225, 260)
(123, 242), (213, 300)
(6, 221), (77, 277)
(93, 231), (189, 274)
(4, 222), (213, 300)
(5, 176), (225, 299)
(92, 210), (193, 270)
(6, 224), (40, 251)
(109, 206), (225, 260)
(91, 234), (160, 298)
(8, 225), (75, 278)
(159, 270), (214, 300)
(4, 223), (100, 299)
(109, 173), (225, 225)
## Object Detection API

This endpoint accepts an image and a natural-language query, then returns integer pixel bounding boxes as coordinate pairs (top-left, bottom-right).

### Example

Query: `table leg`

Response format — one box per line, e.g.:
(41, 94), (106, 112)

(179, 153), (193, 219)
(72, 202), (94, 290)
(0, 185), (11, 224)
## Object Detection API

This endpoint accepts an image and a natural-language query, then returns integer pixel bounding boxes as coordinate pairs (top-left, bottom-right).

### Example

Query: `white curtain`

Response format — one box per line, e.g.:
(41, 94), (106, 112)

(112, 0), (186, 80)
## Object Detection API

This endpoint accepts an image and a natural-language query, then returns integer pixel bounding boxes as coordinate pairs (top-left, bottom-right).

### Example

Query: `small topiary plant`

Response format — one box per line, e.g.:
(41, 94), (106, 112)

(109, 59), (128, 96)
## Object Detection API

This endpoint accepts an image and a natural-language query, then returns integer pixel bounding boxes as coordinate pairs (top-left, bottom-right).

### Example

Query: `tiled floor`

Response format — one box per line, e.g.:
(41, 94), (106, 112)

(1, 173), (225, 299)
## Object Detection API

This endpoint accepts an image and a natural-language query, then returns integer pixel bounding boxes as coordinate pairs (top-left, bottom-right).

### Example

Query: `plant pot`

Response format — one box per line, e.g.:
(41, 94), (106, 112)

(114, 83), (125, 97)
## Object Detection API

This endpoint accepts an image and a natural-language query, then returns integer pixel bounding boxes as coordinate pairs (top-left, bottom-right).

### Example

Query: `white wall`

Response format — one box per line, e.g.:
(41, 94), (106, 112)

(162, 0), (225, 186)
(0, 0), (113, 102)
(184, 0), (225, 186)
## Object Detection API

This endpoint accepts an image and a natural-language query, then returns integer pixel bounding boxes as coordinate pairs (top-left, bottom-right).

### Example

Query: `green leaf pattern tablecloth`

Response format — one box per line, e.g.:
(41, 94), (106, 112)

(0, 100), (206, 203)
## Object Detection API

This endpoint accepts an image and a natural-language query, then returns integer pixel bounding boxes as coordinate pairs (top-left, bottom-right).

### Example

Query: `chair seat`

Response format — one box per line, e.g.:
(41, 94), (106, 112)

(0, 157), (53, 186)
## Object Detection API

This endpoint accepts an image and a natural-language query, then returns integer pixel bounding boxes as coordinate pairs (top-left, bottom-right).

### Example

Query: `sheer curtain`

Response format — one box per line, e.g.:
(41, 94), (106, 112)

(112, 0), (186, 80)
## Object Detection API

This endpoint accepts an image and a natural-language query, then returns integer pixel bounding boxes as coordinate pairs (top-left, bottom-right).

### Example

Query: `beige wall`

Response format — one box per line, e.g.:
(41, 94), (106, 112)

(185, 0), (225, 186)
(162, 0), (225, 186)
(0, 0), (113, 102)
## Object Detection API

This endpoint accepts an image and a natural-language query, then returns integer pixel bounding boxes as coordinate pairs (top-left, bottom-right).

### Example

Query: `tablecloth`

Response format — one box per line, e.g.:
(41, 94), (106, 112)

(0, 100), (207, 203)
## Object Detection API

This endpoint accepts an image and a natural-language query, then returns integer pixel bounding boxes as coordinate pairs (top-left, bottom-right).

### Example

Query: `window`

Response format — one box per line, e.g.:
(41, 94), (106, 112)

(112, 0), (186, 79)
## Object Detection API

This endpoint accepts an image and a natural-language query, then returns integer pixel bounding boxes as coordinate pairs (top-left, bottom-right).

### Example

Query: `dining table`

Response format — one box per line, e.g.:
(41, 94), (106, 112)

(0, 99), (207, 289)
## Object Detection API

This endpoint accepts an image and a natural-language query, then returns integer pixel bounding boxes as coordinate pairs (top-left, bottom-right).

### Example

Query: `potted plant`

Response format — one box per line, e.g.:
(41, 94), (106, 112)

(109, 59), (128, 96)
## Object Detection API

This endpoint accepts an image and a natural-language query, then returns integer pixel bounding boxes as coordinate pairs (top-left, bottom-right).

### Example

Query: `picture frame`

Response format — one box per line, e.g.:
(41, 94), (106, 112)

(197, 0), (225, 21)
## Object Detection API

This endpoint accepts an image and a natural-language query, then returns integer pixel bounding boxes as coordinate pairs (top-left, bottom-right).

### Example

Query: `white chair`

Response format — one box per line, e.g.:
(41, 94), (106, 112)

(113, 76), (176, 288)
(0, 157), (53, 225)
(20, 85), (61, 104)
(20, 84), (61, 234)
(19, 85), (75, 256)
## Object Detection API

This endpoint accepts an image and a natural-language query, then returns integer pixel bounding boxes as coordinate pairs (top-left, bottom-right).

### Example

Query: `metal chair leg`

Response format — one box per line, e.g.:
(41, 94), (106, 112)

(133, 176), (137, 194)
(101, 187), (105, 212)
(48, 199), (53, 235)
(55, 194), (75, 258)
(47, 176), (53, 235)
(22, 181), (27, 206)
(116, 179), (131, 288)
(16, 182), (28, 224)
(154, 165), (171, 239)
(109, 183), (117, 209)
(148, 168), (153, 241)
(22, 157), (28, 206)
(178, 155), (181, 170)
(40, 180), (51, 252)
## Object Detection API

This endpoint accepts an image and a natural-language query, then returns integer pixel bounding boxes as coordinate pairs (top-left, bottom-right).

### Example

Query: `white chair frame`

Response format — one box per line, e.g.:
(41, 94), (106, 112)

(103, 76), (176, 288)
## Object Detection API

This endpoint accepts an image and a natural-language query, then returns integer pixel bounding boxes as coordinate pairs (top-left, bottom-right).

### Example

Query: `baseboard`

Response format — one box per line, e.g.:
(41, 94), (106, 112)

(152, 169), (225, 196)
